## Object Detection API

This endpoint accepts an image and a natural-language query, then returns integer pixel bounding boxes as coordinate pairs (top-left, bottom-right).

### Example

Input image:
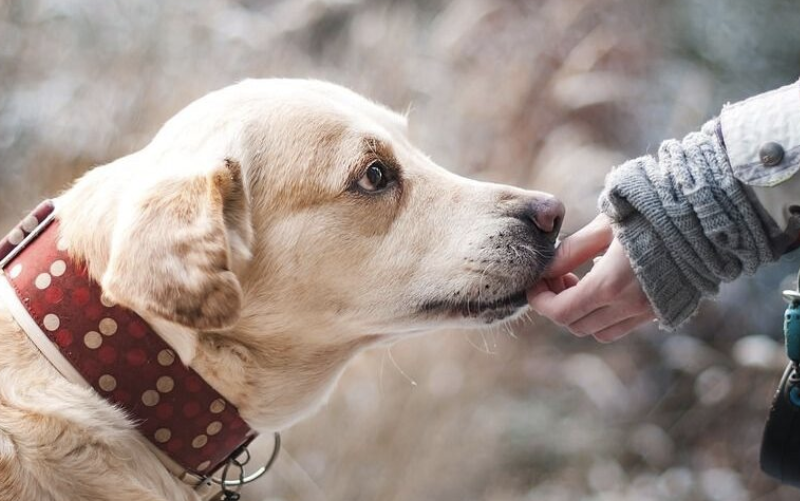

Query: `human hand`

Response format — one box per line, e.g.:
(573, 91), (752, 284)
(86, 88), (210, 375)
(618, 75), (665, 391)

(527, 214), (656, 342)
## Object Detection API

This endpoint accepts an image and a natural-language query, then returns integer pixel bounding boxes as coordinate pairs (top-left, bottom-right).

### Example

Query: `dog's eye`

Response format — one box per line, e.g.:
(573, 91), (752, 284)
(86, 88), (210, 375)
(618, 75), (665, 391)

(357, 161), (391, 192)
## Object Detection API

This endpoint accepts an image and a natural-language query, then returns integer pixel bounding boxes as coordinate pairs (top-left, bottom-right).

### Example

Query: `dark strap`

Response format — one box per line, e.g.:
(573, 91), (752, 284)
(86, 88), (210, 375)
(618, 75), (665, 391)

(1, 201), (256, 477)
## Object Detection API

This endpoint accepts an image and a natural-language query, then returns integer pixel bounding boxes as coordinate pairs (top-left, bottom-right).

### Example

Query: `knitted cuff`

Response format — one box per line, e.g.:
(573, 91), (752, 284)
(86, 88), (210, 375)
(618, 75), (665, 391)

(600, 174), (702, 329)
(599, 162), (703, 329)
(599, 119), (777, 330)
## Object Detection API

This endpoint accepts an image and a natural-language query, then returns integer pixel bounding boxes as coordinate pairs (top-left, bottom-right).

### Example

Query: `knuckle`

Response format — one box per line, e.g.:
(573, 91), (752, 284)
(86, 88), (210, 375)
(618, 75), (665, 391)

(570, 327), (588, 337)
(568, 321), (591, 337)
(593, 334), (613, 344)
(594, 330), (619, 343)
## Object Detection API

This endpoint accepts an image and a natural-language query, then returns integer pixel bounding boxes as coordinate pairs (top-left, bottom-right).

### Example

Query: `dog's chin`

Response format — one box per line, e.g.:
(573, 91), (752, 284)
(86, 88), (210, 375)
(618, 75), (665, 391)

(419, 288), (531, 325)
(418, 247), (553, 326)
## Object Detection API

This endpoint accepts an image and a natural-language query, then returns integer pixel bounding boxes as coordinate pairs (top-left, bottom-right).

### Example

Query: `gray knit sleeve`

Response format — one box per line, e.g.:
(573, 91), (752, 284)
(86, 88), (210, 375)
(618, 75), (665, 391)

(598, 119), (778, 329)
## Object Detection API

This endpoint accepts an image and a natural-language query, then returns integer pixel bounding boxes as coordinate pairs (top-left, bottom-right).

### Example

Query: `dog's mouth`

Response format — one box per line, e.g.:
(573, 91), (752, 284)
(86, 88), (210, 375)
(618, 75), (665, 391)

(416, 233), (555, 325)
(419, 288), (530, 324)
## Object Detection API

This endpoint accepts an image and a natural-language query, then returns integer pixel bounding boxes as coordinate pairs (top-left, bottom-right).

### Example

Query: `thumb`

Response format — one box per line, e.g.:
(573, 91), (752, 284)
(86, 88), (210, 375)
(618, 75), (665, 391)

(545, 214), (614, 277)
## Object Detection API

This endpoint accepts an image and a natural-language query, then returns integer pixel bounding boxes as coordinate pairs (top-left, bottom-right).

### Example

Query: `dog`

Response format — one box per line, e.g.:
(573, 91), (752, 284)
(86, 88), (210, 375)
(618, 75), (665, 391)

(0, 79), (564, 500)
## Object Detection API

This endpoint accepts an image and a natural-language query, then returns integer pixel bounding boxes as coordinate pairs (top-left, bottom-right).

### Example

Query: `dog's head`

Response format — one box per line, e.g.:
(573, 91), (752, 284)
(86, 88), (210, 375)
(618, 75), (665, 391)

(62, 79), (563, 344)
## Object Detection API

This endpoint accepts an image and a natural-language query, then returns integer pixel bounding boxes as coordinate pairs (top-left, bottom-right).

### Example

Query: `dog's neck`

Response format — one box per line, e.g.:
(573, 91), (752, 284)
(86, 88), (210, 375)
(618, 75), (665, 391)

(191, 328), (380, 430)
(55, 162), (381, 431)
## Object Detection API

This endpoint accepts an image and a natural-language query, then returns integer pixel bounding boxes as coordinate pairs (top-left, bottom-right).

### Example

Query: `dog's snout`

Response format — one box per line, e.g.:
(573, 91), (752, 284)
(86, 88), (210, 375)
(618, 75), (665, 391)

(521, 196), (565, 240)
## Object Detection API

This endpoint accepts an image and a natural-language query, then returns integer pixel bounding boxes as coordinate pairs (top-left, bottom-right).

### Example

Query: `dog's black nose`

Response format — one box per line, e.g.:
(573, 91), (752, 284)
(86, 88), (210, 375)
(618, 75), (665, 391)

(527, 196), (565, 240)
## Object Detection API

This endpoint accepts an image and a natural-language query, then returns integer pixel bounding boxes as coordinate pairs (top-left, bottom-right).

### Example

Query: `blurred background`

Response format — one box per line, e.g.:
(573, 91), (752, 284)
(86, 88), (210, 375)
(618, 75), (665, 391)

(2, 1), (800, 500)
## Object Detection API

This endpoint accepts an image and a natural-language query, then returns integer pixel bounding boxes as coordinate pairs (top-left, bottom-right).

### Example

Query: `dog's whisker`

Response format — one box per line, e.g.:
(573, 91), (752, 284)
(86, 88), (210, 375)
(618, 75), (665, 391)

(387, 346), (417, 387)
(489, 328), (499, 351)
(520, 310), (534, 332)
(378, 349), (387, 394)
(504, 321), (517, 340)
(465, 332), (493, 354)
(481, 330), (491, 353)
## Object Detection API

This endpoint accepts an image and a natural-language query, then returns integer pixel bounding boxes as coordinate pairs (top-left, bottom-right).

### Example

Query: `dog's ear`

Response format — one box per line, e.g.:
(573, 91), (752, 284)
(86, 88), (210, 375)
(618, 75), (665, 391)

(101, 159), (252, 331)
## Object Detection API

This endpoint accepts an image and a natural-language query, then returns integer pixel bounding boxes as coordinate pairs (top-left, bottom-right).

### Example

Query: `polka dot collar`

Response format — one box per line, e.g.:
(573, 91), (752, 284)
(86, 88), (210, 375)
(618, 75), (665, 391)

(0, 201), (256, 478)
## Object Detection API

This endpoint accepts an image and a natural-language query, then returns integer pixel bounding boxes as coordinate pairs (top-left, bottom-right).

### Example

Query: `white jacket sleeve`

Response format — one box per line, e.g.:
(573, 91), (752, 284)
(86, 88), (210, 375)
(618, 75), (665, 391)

(720, 79), (800, 253)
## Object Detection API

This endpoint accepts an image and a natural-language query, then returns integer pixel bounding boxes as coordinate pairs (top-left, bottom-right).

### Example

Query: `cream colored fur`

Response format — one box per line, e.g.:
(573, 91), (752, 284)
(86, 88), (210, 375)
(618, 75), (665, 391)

(0, 79), (559, 500)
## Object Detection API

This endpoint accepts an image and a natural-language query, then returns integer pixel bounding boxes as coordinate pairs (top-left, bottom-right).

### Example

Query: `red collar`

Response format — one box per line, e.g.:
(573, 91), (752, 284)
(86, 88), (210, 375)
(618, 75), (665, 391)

(0, 201), (256, 478)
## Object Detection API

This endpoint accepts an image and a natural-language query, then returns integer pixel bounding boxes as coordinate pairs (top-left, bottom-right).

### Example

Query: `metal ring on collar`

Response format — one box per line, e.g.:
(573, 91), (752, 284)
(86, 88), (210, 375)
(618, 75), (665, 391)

(211, 432), (281, 488)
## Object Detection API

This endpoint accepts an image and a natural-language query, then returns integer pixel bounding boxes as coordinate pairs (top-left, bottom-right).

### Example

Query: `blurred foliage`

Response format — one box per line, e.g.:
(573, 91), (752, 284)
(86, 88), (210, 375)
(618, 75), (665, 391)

(2, 0), (800, 500)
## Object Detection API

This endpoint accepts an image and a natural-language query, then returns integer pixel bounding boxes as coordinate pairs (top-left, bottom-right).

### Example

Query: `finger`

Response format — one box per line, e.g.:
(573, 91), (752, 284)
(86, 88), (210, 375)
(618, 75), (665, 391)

(528, 274), (580, 307)
(592, 313), (655, 343)
(527, 278), (604, 327)
(544, 276), (566, 294)
(562, 273), (580, 288)
(534, 273), (580, 296)
(567, 294), (649, 336)
(567, 305), (623, 336)
(544, 275), (569, 294)
(527, 280), (550, 298)
(545, 214), (614, 277)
